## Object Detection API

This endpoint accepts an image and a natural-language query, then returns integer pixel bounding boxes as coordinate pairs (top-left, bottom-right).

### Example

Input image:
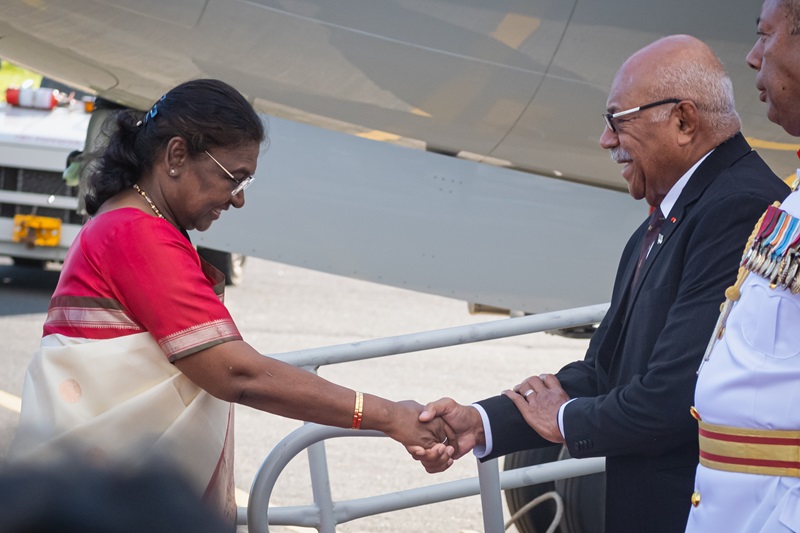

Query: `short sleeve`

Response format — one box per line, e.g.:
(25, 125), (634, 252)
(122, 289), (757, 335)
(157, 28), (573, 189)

(86, 210), (241, 360)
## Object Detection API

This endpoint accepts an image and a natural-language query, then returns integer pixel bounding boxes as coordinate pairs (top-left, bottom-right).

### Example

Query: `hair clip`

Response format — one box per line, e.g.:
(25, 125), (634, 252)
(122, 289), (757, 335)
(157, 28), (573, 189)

(142, 94), (167, 125)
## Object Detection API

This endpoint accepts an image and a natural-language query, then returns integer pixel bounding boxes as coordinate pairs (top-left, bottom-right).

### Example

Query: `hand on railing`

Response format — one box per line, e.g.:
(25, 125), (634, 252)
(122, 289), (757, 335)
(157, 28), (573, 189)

(382, 400), (457, 473)
(505, 373), (569, 445)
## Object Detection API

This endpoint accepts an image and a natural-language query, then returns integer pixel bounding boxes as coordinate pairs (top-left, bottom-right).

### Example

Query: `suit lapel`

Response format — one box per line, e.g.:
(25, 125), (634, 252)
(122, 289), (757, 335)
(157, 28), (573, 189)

(596, 218), (648, 375)
(598, 133), (753, 374)
(626, 133), (752, 305)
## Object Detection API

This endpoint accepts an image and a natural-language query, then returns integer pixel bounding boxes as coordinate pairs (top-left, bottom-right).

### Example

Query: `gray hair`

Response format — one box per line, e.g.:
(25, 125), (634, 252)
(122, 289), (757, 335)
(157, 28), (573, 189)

(648, 61), (740, 137)
(780, 0), (800, 34)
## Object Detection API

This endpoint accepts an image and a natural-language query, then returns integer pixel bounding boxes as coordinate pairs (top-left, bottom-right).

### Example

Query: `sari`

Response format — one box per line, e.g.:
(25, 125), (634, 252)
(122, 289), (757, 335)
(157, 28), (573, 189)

(9, 208), (241, 522)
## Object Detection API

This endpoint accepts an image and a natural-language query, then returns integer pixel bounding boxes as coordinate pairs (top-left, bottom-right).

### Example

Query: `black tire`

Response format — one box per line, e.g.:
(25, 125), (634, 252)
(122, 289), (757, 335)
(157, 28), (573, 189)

(196, 247), (246, 286)
(504, 445), (564, 533)
(554, 447), (605, 533)
(504, 446), (606, 533)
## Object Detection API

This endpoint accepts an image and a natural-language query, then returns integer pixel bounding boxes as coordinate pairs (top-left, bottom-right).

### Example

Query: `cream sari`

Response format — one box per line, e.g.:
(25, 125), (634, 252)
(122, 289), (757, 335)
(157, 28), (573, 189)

(9, 331), (236, 521)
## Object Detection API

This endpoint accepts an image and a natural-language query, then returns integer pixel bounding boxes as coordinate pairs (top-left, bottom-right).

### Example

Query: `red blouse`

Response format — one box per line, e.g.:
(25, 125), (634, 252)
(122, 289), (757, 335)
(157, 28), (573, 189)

(44, 208), (241, 361)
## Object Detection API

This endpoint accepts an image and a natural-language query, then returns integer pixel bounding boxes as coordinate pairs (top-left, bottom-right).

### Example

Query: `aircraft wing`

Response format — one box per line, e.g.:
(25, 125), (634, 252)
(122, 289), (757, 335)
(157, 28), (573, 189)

(0, 0), (795, 184)
(0, 0), (794, 313)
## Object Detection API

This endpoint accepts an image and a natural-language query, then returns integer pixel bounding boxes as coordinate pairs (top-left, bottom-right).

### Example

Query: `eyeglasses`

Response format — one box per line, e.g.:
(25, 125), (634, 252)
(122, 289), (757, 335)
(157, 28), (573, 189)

(602, 98), (681, 133)
(204, 150), (254, 196)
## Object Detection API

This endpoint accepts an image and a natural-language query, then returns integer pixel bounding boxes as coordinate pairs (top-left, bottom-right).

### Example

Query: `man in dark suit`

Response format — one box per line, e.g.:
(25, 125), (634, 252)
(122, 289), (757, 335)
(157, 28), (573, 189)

(414, 35), (791, 532)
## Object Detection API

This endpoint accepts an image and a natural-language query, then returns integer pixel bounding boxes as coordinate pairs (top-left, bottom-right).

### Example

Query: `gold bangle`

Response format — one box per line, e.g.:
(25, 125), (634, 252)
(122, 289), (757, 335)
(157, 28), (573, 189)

(351, 391), (363, 429)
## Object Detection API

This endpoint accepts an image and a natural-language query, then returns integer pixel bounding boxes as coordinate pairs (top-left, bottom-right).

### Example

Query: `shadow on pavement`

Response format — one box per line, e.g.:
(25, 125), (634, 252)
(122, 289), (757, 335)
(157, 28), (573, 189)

(0, 264), (60, 316)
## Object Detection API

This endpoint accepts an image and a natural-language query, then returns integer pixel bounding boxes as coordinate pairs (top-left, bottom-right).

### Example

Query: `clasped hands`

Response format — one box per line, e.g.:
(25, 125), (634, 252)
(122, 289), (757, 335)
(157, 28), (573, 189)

(396, 373), (569, 473)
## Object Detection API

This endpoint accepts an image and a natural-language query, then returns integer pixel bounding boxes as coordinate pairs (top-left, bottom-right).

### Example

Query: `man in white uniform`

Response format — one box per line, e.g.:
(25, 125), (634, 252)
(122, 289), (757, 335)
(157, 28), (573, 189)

(686, 0), (800, 531)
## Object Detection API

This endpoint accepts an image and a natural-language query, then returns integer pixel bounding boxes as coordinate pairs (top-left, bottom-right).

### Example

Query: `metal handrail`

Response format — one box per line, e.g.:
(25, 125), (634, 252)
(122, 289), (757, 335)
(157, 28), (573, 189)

(244, 303), (609, 532)
(246, 424), (606, 532)
(269, 303), (609, 368)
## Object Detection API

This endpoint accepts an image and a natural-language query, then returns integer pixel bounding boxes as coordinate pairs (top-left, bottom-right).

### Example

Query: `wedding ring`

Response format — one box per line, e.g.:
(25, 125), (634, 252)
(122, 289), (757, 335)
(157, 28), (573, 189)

(442, 437), (448, 445)
(524, 389), (534, 398)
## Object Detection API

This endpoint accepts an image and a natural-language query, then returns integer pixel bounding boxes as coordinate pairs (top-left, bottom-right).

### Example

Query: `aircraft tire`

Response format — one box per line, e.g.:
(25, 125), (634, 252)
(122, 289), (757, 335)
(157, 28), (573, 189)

(504, 446), (606, 533)
(503, 445), (564, 533)
(554, 447), (605, 533)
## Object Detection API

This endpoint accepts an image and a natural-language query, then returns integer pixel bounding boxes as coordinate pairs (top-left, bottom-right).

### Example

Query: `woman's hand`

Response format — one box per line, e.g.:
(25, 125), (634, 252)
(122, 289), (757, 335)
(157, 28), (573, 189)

(383, 400), (457, 473)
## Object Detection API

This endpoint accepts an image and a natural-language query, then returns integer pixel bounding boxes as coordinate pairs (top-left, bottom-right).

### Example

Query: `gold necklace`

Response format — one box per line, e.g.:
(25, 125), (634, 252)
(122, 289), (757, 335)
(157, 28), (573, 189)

(132, 183), (164, 219)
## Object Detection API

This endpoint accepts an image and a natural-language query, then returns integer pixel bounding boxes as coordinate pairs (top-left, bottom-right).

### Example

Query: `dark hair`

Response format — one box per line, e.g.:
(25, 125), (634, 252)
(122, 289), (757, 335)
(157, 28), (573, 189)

(84, 78), (266, 215)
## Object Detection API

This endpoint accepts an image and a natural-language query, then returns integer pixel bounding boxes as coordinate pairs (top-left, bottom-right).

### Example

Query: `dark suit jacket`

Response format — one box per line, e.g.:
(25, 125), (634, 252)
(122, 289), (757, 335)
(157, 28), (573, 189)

(478, 133), (790, 533)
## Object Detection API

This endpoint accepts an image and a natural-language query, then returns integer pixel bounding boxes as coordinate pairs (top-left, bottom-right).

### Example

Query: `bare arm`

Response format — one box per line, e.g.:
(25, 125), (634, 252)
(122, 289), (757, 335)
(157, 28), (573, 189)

(174, 340), (455, 466)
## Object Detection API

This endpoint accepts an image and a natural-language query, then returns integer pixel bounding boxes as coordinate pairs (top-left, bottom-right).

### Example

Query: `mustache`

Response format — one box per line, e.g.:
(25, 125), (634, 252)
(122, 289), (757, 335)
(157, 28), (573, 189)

(609, 147), (632, 163)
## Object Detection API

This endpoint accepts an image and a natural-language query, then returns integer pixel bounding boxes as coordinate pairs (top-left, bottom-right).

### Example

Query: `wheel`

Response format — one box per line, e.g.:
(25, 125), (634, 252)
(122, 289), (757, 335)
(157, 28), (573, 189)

(504, 446), (606, 533)
(554, 447), (605, 533)
(196, 247), (246, 286)
(504, 445), (564, 533)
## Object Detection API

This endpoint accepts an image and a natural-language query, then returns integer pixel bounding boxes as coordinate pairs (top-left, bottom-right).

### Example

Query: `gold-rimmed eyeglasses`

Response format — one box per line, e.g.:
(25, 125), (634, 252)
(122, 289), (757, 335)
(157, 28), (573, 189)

(204, 150), (254, 196)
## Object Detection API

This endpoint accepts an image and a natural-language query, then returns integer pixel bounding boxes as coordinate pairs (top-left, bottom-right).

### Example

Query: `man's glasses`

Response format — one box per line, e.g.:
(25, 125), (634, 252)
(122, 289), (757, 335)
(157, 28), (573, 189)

(204, 151), (254, 196)
(603, 98), (681, 133)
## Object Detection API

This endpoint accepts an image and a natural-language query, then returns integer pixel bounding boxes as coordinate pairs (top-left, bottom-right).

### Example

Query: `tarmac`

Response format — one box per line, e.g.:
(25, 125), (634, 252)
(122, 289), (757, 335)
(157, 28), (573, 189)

(0, 256), (591, 532)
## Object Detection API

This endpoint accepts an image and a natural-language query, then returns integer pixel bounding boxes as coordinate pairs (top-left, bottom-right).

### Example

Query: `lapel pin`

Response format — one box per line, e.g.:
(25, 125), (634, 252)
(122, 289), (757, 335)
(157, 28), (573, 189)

(670, 217), (677, 223)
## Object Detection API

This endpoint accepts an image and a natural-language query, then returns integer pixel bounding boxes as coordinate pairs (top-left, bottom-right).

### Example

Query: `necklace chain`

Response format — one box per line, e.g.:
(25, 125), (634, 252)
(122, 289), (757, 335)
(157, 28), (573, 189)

(132, 183), (164, 219)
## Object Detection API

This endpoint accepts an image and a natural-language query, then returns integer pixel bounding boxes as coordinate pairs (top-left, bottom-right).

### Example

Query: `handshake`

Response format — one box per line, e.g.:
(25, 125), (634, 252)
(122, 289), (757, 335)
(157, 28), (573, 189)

(386, 373), (569, 473)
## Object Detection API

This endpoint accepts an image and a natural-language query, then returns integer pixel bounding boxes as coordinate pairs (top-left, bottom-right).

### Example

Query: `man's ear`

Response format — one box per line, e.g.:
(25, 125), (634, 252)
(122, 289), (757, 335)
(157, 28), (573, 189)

(674, 101), (699, 145)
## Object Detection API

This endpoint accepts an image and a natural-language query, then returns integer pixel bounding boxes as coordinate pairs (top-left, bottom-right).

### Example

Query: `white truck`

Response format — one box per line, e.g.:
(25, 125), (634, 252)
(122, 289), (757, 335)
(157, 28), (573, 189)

(0, 100), (89, 266)
(0, 98), (244, 282)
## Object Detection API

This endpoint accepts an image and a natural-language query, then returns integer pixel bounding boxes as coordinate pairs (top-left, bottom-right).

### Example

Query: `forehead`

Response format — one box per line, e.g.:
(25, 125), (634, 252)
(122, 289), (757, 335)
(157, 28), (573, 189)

(758, 0), (800, 63)
(759, 0), (787, 28)
(606, 64), (648, 110)
(215, 142), (260, 166)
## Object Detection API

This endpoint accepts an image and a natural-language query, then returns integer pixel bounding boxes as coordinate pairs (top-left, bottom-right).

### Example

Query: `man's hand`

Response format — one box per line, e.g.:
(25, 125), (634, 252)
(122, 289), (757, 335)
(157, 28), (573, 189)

(417, 397), (485, 460)
(505, 374), (569, 444)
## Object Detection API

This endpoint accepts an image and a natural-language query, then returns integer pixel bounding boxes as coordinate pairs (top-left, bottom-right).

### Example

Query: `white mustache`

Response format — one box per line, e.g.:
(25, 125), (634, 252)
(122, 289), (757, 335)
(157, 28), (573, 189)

(609, 147), (632, 163)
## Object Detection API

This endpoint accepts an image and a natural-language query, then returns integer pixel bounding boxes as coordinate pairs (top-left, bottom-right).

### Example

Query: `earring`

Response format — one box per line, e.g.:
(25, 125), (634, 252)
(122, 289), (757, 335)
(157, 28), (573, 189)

(169, 168), (175, 176)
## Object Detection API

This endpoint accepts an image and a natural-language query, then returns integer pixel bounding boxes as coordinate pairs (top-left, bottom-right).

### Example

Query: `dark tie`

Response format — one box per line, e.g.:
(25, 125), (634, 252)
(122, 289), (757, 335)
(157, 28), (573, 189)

(632, 207), (664, 286)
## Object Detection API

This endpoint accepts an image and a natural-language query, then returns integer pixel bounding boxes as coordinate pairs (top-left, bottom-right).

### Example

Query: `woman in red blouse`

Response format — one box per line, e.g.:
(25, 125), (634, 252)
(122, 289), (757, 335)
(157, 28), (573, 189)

(9, 79), (453, 525)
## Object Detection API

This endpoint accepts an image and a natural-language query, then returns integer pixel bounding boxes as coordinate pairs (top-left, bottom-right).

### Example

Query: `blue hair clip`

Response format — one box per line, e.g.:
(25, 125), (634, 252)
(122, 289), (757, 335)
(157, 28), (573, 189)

(142, 94), (167, 125)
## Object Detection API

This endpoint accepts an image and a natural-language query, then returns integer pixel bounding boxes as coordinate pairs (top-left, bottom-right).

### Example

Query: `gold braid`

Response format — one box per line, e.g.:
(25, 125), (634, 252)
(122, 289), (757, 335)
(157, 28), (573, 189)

(724, 201), (780, 302)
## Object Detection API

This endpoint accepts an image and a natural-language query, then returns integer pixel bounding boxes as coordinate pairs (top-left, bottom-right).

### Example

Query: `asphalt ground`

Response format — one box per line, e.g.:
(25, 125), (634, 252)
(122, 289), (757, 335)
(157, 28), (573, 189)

(0, 255), (590, 532)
